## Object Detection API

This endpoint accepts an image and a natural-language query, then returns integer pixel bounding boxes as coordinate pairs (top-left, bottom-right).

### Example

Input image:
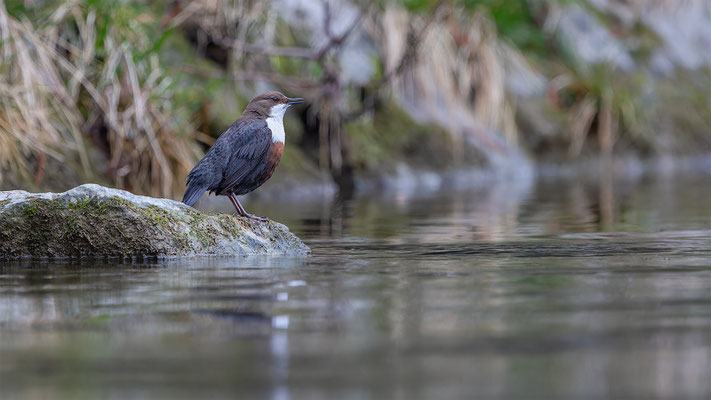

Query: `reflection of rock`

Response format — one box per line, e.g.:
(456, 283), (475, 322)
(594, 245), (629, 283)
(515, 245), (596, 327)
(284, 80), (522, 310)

(0, 184), (309, 259)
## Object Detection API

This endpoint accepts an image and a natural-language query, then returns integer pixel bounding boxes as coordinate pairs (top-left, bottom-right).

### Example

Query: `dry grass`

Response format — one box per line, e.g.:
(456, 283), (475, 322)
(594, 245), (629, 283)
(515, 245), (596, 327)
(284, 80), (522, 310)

(0, 2), (88, 183)
(375, 4), (523, 165)
(0, 1), (198, 197)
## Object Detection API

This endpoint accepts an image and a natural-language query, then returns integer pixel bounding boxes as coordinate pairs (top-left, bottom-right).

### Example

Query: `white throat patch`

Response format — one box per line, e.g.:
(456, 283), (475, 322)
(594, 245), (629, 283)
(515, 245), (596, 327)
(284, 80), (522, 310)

(266, 103), (289, 143)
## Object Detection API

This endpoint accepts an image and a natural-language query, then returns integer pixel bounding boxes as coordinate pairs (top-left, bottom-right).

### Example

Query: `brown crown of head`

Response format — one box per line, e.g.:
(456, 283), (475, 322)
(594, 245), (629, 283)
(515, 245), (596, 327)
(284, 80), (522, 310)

(244, 91), (303, 118)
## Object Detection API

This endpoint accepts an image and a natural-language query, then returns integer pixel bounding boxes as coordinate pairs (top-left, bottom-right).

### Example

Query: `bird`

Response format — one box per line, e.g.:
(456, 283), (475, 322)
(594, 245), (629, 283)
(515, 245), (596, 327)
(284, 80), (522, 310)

(182, 91), (303, 221)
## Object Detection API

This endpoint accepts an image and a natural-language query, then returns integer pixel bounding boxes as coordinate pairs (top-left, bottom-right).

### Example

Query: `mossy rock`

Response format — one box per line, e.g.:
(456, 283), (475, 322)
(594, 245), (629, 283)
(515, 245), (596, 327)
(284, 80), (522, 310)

(0, 184), (309, 259)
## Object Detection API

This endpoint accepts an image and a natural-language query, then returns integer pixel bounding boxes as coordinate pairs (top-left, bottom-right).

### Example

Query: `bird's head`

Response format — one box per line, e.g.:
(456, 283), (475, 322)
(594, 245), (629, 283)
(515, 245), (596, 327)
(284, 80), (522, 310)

(245, 91), (304, 119)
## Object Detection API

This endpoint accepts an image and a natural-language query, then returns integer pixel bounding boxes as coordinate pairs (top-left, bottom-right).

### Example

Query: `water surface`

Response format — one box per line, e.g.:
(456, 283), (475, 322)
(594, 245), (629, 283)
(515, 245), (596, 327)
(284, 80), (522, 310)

(2, 173), (711, 399)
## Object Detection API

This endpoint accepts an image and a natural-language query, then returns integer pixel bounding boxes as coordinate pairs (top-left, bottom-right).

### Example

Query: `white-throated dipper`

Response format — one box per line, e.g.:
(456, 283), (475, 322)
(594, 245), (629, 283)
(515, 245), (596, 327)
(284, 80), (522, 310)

(182, 91), (303, 221)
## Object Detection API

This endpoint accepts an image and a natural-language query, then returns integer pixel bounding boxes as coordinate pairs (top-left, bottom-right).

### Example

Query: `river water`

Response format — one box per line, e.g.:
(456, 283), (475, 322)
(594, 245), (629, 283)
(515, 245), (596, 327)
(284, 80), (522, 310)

(2, 171), (711, 399)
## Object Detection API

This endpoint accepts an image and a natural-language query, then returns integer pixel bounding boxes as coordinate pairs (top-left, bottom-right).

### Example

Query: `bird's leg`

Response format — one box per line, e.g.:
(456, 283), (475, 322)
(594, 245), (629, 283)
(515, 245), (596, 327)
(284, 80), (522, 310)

(228, 193), (267, 222)
(227, 193), (242, 214)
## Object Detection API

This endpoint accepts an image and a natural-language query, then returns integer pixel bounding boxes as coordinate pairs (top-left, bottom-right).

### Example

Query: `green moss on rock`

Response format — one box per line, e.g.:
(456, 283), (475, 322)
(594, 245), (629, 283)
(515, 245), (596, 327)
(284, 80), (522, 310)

(0, 184), (310, 259)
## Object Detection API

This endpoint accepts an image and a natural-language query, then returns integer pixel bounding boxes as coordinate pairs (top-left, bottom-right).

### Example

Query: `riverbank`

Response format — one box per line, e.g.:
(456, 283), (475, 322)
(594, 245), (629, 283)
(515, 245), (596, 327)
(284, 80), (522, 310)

(3, 1), (711, 201)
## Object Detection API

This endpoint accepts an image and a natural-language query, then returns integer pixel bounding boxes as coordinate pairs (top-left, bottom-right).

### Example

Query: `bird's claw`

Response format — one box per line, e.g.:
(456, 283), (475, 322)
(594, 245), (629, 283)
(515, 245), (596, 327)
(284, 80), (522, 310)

(242, 213), (267, 222)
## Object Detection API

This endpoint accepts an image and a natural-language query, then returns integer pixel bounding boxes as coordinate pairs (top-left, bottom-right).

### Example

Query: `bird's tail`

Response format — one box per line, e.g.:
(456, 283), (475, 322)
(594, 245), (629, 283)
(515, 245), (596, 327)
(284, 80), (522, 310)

(182, 181), (208, 207)
(183, 158), (216, 207)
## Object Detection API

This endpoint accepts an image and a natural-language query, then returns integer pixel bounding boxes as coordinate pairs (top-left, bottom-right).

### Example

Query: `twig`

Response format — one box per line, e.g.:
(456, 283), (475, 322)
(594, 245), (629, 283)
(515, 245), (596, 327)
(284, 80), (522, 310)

(344, 0), (448, 121)
(213, 2), (364, 62)
(314, 2), (363, 60)
(214, 37), (318, 59)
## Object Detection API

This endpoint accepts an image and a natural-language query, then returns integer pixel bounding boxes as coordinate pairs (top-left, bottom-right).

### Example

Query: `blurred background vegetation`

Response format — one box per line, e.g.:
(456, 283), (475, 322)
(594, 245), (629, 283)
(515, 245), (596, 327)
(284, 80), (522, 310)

(1, 0), (710, 198)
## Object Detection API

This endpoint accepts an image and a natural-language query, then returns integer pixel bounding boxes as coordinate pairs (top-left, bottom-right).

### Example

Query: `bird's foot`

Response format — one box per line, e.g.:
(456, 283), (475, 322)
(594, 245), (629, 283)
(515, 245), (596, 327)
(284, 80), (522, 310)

(241, 213), (268, 222)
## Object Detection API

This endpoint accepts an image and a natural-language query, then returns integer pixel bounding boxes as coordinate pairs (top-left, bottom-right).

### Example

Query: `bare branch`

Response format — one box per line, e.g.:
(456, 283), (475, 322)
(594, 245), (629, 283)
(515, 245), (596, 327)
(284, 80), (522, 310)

(343, 0), (448, 121)
(213, 37), (318, 59)
(315, 6), (364, 60)
(323, 1), (333, 40)
(212, 2), (365, 63)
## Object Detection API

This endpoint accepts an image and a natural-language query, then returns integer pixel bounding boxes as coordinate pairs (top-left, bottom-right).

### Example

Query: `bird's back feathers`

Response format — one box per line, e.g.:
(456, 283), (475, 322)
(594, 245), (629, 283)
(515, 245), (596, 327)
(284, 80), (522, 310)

(182, 117), (274, 206)
(216, 119), (272, 195)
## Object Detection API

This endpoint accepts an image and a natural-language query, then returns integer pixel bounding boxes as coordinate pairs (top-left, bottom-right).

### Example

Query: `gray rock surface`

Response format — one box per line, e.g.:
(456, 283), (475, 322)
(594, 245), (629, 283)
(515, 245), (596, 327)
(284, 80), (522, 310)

(0, 184), (309, 259)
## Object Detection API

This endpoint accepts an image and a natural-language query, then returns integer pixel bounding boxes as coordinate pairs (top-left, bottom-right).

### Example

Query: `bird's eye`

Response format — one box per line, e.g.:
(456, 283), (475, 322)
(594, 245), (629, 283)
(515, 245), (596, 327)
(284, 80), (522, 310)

(271, 97), (279, 102)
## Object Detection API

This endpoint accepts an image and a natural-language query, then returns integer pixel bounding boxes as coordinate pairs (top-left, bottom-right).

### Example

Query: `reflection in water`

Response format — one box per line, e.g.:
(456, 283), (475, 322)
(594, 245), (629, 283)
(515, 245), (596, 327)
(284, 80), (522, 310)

(2, 173), (711, 398)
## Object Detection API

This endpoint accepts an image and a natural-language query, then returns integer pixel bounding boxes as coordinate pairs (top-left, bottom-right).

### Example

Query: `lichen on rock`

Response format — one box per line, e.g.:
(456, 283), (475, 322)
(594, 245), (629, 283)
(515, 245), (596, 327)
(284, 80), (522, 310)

(0, 184), (310, 259)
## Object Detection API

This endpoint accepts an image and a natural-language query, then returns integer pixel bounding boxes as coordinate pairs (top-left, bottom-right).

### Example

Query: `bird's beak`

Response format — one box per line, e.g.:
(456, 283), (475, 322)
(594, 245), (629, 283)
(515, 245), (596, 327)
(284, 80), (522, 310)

(287, 97), (304, 105)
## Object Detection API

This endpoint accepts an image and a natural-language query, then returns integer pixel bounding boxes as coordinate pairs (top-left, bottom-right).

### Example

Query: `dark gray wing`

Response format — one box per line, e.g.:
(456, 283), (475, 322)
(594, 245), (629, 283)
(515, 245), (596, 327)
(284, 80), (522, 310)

(215, 118), (272, 195)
